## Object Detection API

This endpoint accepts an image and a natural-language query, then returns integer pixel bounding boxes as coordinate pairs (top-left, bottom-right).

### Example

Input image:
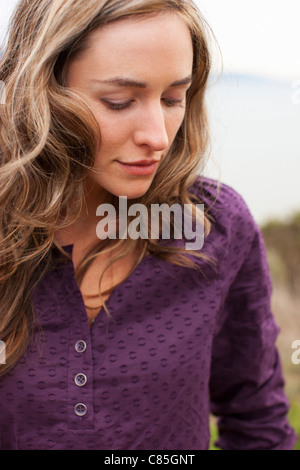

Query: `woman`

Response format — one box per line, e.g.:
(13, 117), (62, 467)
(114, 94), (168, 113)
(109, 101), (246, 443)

(0, 0), (297, 450)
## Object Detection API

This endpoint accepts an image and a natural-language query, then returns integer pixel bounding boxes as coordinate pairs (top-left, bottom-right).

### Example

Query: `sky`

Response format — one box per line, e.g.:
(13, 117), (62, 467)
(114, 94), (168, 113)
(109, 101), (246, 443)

(1, 0), (299, 80)
(195, 0), (300, 81)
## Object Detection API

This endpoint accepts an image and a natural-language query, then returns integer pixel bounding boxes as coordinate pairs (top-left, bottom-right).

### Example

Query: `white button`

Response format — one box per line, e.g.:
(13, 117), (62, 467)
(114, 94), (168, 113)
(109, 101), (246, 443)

(74, 403), (87, 416)
(74, 373), (87, 387)
(75, 340), (87, 353)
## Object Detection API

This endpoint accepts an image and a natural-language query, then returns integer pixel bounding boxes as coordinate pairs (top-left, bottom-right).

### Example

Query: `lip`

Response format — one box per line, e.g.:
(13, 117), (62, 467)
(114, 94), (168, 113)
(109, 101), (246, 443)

(116, 160), (159, 176)
(120, 159), (159, 166)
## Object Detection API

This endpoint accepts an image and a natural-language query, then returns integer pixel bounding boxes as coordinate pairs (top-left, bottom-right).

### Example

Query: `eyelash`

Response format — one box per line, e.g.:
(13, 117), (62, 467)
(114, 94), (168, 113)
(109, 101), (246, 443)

(101, 99), (185, 111)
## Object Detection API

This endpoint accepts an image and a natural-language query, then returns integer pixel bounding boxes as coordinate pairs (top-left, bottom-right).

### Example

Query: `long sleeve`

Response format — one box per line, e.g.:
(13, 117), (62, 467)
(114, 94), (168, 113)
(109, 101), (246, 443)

(209, 220), (297, 450)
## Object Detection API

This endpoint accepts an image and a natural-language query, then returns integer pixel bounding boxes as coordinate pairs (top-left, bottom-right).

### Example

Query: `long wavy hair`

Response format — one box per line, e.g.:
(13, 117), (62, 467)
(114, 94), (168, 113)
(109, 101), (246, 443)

(0, 0), (217, 376)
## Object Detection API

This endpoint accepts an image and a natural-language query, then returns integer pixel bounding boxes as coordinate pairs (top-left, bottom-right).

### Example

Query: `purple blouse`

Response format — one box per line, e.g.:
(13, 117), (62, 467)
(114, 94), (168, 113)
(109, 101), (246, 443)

(0, 177), (297, 450)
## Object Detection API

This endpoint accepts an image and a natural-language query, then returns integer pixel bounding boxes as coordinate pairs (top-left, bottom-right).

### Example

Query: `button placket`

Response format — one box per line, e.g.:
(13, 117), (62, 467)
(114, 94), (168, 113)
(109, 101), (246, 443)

(61, 251), (95, 430)
(67, 328), (94, 430)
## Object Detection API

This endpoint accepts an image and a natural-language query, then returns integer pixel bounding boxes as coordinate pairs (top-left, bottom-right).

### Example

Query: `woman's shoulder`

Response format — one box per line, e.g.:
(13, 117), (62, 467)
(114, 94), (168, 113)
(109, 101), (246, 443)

(187, 176), (260, 275)
(188, 175), (257, 236)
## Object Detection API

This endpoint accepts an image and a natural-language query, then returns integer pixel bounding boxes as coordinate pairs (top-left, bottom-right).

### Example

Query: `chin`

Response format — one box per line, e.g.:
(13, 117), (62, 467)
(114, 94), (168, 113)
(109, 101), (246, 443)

(107, 179), (154, 200)
(118, 186), (151, 200)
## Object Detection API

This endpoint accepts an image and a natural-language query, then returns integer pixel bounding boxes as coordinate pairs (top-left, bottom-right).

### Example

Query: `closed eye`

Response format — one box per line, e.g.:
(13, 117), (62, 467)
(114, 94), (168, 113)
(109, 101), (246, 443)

(163, 98), (185, 108)
(101, 99), (133, 111)
(101, 98), (185, 111)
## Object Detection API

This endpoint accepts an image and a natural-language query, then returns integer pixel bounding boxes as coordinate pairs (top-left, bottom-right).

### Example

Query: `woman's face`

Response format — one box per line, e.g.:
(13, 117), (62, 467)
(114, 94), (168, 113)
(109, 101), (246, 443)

(66, 12), (194, 200)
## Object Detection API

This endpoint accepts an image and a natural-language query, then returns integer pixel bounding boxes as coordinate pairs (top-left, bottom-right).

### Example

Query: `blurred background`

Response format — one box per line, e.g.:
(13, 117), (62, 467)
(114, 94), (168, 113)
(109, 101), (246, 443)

(0, 0), (299, 449)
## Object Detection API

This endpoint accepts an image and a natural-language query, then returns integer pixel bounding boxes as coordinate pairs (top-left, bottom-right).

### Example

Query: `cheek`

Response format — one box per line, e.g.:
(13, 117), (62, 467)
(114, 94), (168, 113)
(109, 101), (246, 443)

(166, 112), (185, 142)
(96, 116), (131, 152)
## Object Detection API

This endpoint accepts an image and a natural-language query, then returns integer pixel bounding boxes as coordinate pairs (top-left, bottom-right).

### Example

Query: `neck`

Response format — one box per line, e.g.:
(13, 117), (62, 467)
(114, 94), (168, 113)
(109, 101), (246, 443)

(54, 178), (113, 248)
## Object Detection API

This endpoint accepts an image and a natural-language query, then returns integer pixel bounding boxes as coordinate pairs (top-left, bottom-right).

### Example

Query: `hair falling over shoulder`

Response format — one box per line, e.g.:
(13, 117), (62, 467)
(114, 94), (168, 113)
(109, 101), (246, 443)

(0, 0), (216, 376)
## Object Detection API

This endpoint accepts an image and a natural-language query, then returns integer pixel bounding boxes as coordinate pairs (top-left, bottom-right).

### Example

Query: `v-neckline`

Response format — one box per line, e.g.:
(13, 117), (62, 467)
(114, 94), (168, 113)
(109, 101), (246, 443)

(62, 244), (152, 329)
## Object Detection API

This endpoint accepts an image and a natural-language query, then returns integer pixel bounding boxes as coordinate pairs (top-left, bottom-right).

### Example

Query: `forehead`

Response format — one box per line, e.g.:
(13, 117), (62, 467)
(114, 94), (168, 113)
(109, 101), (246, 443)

(77, 12), (193, 83)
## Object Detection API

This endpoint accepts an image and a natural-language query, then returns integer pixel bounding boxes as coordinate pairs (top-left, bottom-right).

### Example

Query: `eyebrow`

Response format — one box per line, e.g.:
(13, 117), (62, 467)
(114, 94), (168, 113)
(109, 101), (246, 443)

(90, 75), (193, 88)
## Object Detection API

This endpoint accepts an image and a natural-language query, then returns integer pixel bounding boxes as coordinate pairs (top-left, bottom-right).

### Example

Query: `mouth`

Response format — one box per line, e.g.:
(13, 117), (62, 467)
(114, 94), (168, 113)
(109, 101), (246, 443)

(116, 159), (159, 176)
(119, 160), (159, 166)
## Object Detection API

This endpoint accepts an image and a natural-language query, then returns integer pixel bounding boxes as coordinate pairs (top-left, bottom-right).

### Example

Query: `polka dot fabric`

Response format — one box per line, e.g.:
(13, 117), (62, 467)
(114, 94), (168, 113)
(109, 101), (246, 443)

(0, 178), (297, 450)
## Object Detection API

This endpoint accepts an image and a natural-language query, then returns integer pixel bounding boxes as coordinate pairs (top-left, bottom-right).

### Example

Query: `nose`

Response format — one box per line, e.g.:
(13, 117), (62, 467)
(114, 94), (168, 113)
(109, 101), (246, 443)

(133, 103), (169, 152)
